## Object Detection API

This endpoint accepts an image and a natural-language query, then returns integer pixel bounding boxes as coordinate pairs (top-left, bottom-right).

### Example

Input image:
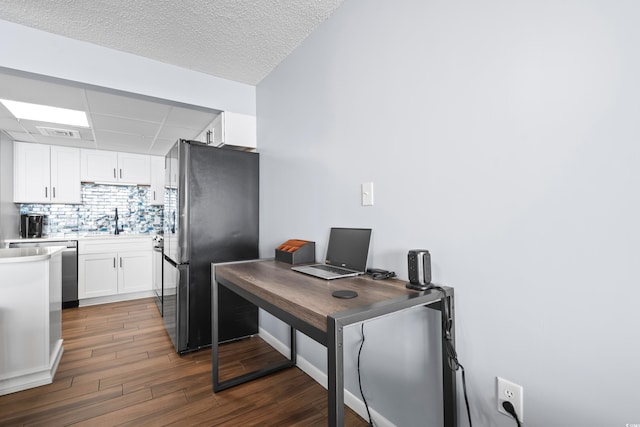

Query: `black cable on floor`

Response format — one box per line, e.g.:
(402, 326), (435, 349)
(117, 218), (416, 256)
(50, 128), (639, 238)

(357, 323), (374, 427)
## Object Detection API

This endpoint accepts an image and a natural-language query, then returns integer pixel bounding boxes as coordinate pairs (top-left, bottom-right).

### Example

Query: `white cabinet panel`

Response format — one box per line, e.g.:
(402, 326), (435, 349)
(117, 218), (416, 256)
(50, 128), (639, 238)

(78, 237), (152, 301)
(50, 145), (81, 203)
(118, 153), (150, 185)
(81, 149), (150, 185)
(195, 111), (257, 149)
(216, 111), (257, 149)
(80, 149), (118, 183)
(149, 155), (164, 205)
(118, 250), (152, 294)
(78, 252), (119, 298)
(14, 142), (50, 203)
(14, 142), (80, 204)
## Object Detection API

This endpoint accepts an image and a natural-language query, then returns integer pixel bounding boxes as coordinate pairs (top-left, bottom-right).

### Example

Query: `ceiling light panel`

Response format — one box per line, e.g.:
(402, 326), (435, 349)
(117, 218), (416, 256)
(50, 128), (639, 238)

(0, 99), (89, 127)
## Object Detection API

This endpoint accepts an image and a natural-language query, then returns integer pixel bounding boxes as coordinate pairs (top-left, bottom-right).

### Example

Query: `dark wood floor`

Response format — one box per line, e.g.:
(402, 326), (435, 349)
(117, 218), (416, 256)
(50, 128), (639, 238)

(0, 298), (367, 426)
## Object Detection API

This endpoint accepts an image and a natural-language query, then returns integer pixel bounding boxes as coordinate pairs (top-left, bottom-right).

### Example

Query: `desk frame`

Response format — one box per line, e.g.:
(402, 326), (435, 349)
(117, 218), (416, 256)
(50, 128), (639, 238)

(212, 262), (457, 427)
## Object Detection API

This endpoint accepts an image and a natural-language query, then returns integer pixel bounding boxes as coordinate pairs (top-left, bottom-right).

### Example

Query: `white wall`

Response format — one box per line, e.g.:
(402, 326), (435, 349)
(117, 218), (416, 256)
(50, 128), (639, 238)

(257, 0), (640, 426)
(0, 19), (255, 115)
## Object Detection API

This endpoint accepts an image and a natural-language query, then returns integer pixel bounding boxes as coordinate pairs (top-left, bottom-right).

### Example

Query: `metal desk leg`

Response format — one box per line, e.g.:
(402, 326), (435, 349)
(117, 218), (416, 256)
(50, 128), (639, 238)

(442, 293), (458, 427)
(290, 324), (297, 365)
(327, 316), (344, 427)
(212, 278), (221, 391)
(212, 278), (297, 392)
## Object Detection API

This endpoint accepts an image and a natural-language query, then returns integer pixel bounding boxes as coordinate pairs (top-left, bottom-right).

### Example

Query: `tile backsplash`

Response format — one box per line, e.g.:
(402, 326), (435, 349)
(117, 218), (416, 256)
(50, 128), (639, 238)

(20, 184), (163, 236)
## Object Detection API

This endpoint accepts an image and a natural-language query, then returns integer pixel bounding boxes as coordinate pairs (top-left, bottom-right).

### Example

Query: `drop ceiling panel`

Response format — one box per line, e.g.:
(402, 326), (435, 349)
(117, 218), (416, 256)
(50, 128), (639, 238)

(156, 125), (201, 143)
(0, 102), (13, 117)
(6, 131), (36, 142)
(150, 138), (176, 156)
(0, 117), (25, 132)
(0, 70), (222, 155)
(0, 73), (87, 110)
(85, 90), (171, 123)
(91, 114), (160, 138)
(93, 130), (154, 154)
(28, 135), (90, 147)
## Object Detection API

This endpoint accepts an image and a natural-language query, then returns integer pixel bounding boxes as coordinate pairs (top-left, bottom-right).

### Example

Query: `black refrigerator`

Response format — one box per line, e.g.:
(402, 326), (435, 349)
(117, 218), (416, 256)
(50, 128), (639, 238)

(162, 139), (259, 354)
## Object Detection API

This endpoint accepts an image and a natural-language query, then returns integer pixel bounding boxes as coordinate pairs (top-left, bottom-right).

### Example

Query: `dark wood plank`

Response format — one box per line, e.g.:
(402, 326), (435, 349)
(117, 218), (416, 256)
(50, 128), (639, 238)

(216, 259), (416, 332)
(0, 298), (367, 426)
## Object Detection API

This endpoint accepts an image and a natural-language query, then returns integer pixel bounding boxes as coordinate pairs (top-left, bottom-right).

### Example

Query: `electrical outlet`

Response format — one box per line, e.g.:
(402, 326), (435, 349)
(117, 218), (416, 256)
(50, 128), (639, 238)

(497, 377), (523, 422)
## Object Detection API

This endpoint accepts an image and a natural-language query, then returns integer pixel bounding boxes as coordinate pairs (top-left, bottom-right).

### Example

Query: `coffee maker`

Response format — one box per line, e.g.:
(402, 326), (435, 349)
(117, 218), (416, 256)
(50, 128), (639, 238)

(20, 214), (45, 238)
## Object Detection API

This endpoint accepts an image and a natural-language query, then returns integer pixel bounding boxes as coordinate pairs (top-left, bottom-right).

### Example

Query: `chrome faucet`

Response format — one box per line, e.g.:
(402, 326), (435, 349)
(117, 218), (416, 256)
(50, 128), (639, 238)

(114, 208), (120, 235)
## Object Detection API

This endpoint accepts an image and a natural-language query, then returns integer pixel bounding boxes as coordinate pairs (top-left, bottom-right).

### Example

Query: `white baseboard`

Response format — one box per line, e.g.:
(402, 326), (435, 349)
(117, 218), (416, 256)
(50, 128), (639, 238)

(0, 339), (64, 396)
(259, 327), (396, 427)
(79, 291), (155, 307)
(50, 339), (64, 379)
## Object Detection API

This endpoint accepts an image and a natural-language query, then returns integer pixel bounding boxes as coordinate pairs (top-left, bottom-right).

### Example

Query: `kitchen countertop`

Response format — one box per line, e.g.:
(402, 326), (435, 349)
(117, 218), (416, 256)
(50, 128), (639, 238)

(0, 246), (66, 263)
(3, 234), (154, 244)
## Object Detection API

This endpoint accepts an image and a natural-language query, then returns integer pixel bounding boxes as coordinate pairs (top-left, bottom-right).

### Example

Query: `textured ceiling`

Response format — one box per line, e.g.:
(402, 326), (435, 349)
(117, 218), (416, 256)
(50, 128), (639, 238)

(0, 0), (344, 155)
(0, 0), (344, 85)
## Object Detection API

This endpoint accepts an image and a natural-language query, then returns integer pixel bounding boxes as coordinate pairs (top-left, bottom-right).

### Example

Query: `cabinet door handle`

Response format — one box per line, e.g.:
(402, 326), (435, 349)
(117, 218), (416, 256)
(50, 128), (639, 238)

(45, 187), (48, 198)
(113, 168), (116, 178)
(153, 190), (156, 201)
(52, 187), (56, 198)
(113, 257), (116, 268)
(120, 257), (122, 268)
(120, 169), (123, 179)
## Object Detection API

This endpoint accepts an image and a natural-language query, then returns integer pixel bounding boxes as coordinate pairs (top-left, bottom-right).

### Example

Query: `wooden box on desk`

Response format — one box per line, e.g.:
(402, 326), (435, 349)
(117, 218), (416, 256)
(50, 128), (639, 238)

(275, 240), (316, 265)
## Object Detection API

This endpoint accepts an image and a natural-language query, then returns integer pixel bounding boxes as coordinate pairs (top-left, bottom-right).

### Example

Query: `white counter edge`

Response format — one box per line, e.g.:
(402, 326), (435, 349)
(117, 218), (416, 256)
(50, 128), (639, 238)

(0, 246), (65, 263)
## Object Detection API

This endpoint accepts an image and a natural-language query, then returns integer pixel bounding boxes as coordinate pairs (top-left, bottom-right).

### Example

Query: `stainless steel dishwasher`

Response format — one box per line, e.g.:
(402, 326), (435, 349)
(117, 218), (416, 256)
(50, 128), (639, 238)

(8, 240), (78, 308)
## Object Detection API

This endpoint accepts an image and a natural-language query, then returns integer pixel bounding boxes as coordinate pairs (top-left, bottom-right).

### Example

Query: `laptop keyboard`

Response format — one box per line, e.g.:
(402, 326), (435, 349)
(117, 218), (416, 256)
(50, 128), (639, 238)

(314, 265), (353, 274)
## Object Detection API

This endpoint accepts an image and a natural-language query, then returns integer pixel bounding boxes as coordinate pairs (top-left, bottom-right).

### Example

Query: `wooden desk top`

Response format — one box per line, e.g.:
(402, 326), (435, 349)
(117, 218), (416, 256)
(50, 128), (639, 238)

(214, 260), (422, 333)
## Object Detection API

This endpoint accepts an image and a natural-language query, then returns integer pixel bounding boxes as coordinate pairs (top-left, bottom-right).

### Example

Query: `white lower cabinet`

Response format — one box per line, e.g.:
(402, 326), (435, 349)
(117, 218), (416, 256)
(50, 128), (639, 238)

(118, 250), (152, 294)
(78, 252), (119, 298)
(78, 237), (152, 300)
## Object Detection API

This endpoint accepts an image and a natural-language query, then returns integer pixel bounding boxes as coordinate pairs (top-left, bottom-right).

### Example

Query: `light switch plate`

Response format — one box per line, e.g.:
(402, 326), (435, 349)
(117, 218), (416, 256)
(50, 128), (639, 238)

(362, 182), (374, 206)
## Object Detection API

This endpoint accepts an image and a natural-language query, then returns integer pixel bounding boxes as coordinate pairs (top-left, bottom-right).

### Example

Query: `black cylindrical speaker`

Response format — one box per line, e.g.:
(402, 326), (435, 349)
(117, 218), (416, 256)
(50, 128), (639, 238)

(407, 249), (431, 290)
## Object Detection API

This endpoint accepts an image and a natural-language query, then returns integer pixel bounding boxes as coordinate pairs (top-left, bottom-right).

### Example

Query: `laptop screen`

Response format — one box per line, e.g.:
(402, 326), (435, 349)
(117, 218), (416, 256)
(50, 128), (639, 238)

(325, 228), (372, 271)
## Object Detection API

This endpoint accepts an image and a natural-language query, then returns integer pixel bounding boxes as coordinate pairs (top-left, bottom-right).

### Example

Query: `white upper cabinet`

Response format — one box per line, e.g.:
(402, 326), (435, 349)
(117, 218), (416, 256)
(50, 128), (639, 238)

(80, 149), (118, 182)
(165, 155), (178, 189)
(195, 112), (256, 149)
(13, 141), (81, 204)
(80, 149), (150, 185)
(118, 152), (151, 184)
(149, 155), (164, 206)
(50, 146), (82, 203)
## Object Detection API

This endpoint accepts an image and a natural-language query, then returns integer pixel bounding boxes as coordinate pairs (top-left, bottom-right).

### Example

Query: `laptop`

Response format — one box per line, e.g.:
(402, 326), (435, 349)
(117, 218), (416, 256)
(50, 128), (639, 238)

(291, 228), (372, 280)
